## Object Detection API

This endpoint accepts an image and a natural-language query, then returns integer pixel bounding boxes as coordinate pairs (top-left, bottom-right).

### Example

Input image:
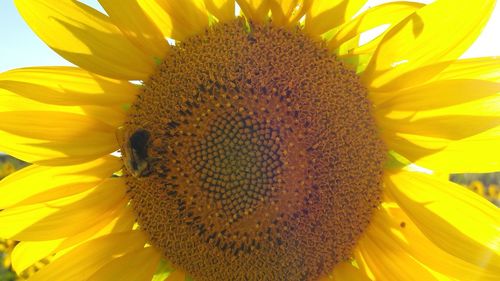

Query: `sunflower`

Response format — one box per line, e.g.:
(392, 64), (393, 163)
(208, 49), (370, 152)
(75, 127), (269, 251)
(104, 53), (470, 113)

(0, 0), (499, 280)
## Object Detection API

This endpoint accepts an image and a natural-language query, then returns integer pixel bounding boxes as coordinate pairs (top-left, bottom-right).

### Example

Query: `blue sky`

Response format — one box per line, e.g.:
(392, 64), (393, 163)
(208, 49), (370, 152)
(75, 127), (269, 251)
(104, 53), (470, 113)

(0, 0), (499, 72)
(0, 0), (102, 72)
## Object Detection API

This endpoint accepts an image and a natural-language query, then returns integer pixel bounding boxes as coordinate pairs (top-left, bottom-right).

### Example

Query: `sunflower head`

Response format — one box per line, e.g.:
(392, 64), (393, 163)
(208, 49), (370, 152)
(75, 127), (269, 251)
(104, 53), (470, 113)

(0, 0), (499, 281)
(119, 18), (386, 280)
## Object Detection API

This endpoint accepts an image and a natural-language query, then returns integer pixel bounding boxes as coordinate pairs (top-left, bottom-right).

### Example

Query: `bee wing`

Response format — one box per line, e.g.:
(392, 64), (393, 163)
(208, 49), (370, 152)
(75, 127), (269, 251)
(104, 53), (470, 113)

(115, 125), (136, 174)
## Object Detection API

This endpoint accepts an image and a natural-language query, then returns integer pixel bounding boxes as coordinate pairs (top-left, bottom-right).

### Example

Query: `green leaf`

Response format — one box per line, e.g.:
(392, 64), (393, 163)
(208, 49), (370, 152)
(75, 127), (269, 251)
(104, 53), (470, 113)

(385, 150), (411, 170)
(151, 259), (175, 281)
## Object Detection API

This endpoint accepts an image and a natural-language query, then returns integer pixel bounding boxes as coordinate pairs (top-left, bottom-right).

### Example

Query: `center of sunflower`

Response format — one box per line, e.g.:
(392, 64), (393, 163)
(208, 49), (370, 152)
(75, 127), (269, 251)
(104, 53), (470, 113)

(121, 19), (385, 281)
(191, 111), (282, 222)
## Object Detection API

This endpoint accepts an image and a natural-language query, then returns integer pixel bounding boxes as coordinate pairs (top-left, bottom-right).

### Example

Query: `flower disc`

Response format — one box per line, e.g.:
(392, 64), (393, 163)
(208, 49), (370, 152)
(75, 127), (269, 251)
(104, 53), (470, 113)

(121, 19), (386, 281)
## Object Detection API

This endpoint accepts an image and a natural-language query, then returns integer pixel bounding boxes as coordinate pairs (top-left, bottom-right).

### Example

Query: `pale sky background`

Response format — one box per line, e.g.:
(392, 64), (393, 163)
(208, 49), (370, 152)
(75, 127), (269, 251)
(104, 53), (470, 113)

(0, 0), (499, 72)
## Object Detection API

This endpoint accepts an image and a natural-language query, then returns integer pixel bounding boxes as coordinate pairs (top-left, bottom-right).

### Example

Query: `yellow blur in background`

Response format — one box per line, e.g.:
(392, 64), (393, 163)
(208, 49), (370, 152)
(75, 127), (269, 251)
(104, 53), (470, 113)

(0, 155), (32, 281)
(466, 180), (500, 206)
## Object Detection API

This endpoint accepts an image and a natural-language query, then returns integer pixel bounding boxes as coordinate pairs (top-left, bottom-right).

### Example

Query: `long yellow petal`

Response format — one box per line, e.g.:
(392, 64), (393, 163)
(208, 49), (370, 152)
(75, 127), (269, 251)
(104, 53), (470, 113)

(333, 1), (422, 73)
(332, 2), (424, 68)
(385, 171), (500, 272)
(98, 0), (169, 61)
(138, 0), (209, 41)
(236, 0), (271, 23)
(362, 0), (495, 90)
(0, 87), (126, 128)
(14, 0), (155, 80)
(373, 201), (499, 281)
(330, 2), (424, 50)
(0, 179), (126, 240)
(204, 0), (235, 22)
(373, 79), (500, 110)
(331, 262), (372, 281)
(304, 0), (367, 37)
(88, 247), (161, 281)
(0, 131), (115, 166)
(269, 0), (310, 27)
(356, 227), (439, 281)
(11, 199), (135, 273)
(0, 156), (121, 209)
(368, 57), (500, 92)
(11, 240), (58, 275)
(384, 128), (500, 173)
(376, 84), (500, 172)
(0, 111), (118, 165)
(431, 57), (500, 82)
(53, 199), (135, 256)
(0, 67), (137, 106)
(29, 230), (147, 281)
(381, 114), (499, 142)
(76, 105), (126, 128)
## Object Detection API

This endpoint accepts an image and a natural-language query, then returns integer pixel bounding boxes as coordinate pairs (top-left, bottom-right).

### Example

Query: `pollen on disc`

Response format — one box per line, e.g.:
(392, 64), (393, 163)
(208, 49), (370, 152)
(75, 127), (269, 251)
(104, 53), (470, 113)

(122, 19), (386, 281)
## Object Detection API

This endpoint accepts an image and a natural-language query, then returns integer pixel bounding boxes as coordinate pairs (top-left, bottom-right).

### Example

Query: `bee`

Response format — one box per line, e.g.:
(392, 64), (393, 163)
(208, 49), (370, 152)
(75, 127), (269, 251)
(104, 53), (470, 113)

(116, 126), (152, 178)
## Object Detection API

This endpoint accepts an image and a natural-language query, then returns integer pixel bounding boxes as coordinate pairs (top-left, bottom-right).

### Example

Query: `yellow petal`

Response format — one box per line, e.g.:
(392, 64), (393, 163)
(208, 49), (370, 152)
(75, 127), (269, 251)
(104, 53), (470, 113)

(331, 262), (372, 281)
(14, 0), (155, 80)
(11, 199), (135, 273)
(0, 86), (126, 128)
(374, 201), (499, 281)
(29, 230), (147, 281)
(138, 0), (209, 41)
(376, 87), (500, 172)
(356, 227), (439, 281)
(204, 0), (235, 22)
(269, 0), (310, 27)
(304, 0), (367, 37)
(330, 2), (424, 50)
(0, 156), (121, 209)
(385, 128), (500, 173)
(236, 0), (271, 23)
(0, 110), (118, 165)
(431, 57), (500, 82)
(11, 240), (58, 274)
(0, 140), (104, 167)
(373, 79), (500, 110)
(77, 105), (127, 128)
(0, 132), (115, 166)
(369, 57), (500, 92)
(89, 247), (161, 281)
(332, 2), (424, 68)
(385, 171), (500, 272)
(336, 35), (380, 59)
(380, 114), (499, 142)
(362, 0), (495, 90)
(54, 199), (136, 255)
(98, 0), (169, 61)
(0, 66), (136, 106)
(0, 179), (126, 240)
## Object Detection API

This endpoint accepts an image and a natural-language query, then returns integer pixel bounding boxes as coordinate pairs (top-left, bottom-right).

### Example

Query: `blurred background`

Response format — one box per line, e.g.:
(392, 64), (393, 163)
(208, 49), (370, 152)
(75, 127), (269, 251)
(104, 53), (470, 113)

(1, 0), (499, 280)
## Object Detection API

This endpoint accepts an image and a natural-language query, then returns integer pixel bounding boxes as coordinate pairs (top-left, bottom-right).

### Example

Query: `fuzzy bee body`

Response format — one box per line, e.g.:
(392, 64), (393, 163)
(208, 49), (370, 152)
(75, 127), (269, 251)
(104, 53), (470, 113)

(116, 127), (152, 178)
